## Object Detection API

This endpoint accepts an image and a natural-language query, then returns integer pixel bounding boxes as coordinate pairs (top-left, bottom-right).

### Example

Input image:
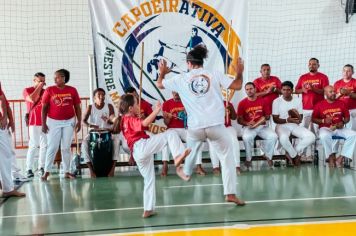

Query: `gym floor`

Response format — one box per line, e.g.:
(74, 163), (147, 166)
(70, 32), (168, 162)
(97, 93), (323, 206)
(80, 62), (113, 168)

(2, 163), (356, 235)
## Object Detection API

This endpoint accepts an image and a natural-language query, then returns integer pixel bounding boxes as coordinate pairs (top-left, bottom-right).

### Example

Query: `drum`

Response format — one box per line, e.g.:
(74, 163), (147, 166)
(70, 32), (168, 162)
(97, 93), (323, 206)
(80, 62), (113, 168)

(89, 129), (113, 177)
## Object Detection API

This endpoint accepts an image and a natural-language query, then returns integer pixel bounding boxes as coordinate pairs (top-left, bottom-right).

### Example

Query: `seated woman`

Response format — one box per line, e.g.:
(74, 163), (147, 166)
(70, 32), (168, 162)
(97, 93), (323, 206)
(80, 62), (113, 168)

(82, 88), (120, 177)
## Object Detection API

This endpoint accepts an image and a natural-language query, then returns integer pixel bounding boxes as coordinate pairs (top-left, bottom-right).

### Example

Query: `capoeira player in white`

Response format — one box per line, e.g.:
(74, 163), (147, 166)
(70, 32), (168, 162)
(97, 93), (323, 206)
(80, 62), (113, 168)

(272, 81), (315, 166)
(0, 84), (26, 197)
(157, 45), (245, 205)
(237, 82), (278, 168)
(82, 88), (119, 177)
(119, 94), (191, 218)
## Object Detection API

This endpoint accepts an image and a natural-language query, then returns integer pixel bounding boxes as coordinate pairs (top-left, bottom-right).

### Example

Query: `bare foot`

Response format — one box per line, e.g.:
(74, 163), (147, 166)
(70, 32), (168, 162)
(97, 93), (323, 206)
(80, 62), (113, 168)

(213, 167), (221, 175)
(64, 173), (76, 179)
(225, 194), (246, 206)
(195, 164), (207, 176)
(142, 210), (156, 218)
(267, 159), (273, 167)
(3, 190), (26, 198)
(236, 167), (241, 175)
(176, 166), (190, 181)
(245, 161), (252, 169)
(285, 154), (294, 166)
(161, 161), (168, 177)
(336, 156), (344, 168)
(41, 172), (50, 181)
(174, 148), (191, 167)
(293, 155), (301, 167)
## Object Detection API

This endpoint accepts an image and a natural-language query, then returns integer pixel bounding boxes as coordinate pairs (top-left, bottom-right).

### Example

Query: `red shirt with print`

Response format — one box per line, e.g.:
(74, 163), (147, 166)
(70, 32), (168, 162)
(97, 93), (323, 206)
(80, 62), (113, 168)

(121, 115), (150, 151)
(312, 99), (350, 128)
(334, 78), (356, 110)
(42, 85), (81, 120)
(162, 98), (185, 129)
(140, 99), (153, 117)
(253, 76), (281, 114)
(296, 72), (329, 110)
(237, 97), (268, 123)
(23, 87), (44, 126)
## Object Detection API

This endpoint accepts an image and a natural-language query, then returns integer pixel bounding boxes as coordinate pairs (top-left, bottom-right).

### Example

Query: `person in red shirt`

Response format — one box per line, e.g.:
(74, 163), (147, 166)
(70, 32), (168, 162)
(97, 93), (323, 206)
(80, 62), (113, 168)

(312, 85), (356, 168)
(253, 64), (282, 115)
(238, 82), (278, 168)
(161, 92), (206, 176)
(210, 101), (241, 174)
(119, 94), (191, 218)
(334, 64), (356, 131)
(124, 87), (153, 118)
(41, 69), (82, 181)
(23, 72), (47, 178)
(0, 84), (26, 197)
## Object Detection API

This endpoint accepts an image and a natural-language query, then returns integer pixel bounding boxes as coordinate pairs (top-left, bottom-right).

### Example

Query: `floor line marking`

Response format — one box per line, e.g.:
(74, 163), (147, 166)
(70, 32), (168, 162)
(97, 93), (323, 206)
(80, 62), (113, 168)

(2, 195), (356, 219)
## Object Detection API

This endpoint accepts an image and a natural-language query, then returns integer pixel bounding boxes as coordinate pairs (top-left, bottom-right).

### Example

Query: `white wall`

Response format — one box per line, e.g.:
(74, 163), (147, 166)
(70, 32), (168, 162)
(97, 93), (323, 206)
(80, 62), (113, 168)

(0, 0), (355, 99)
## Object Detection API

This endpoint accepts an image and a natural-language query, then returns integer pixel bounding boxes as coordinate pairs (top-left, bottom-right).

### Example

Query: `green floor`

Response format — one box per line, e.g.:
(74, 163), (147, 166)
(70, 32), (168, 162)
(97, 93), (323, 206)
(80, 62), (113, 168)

(2, 164), (356, 235)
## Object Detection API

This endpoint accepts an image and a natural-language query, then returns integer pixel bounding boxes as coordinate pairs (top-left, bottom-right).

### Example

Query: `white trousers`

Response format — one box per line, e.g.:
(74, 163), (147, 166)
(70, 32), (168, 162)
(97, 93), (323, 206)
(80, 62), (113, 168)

(319, 127), (356, 159)
(161, 128), (204, 164)
(82, 133), (120, 163)
(133, 129), (186, 211)
(210, 126), (240, 168)
(184, 125), (237, 195)
(26, 125), (47, 170)
(302, 110), (319, 134)
(346, 109), (356, 131)
(276, 123), (315, 158)
(44, 117), (75, 173)
(0, 129), (14, 192)
(242, 125), (278, 161)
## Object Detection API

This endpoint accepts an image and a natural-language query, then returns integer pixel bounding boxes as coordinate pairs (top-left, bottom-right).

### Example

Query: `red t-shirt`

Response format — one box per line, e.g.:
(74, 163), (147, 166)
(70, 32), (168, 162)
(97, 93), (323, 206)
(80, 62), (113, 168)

(295, 72), (329, 110)
(162, 98), (185, 129)
(23, 87), (44, 126)
(224, 101), (235, 127)
(42, 85), (81, 120)
(312, 100), (350, 128)
(237, 97), (268, 123)
(140, 99), (153, 117)
(121, 115), (150, 151)
(334, 78), (356, 110)
(253, 76), (281, 114)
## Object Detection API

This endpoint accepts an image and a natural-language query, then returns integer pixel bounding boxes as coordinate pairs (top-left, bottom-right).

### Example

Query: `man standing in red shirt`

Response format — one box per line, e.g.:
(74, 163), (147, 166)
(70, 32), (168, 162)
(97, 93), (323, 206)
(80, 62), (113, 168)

(334, 64), (356, 131)
(238, 82), (278, 168)
(23, 72), (47, 178)
(312, 86), (356, 168)
(253, 64), (282, 115)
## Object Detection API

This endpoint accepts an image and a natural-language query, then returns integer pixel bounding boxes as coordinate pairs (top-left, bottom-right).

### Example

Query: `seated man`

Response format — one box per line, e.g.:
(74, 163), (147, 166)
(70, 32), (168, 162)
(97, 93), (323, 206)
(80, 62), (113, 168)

(82, 88), (119, 177)
(272, 81), (315, 166)
(161, 91), (206, 176)
(237, 82), (278, 168)
(312, 85), (356, 168)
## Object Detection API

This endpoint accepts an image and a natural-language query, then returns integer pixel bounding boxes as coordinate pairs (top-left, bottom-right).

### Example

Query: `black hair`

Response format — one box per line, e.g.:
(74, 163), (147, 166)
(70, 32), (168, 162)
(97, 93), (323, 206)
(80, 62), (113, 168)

(34, 72), (45, 77)
(124, 86), (137, 94)
(245, 82), (255, 88)
(119, 94), (136, 114)
(55, 69), (70, 83)
(93, 88), (106, 97)
(281, 81), (294, 90)
(260, 64), (270, 69)
(309, 58), (319, 64)
(186, 45), (208, 66)
(344, 64), (354, 73)
(192, 27), (198, 33)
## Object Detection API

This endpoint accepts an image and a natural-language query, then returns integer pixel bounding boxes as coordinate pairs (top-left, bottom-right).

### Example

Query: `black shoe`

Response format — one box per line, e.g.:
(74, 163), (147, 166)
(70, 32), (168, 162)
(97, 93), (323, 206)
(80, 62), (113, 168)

(27, 170), (34, 178)
(38, 168), (45, 177)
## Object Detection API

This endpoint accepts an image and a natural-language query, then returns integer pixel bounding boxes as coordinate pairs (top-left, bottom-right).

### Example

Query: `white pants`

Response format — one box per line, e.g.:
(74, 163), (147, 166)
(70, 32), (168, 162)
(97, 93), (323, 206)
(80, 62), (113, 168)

(0, 129), (14, 192)
(210, 126), (240, 168)
(276, 123), (315, 158)
(82, 133), (120, 163)
(44, 117), (75, 173)
(319, 127), (356, 159)
(302, 110), (319, 134)
(161, 128), (204, 164)
(26, 125), (47, 170)
(133, 129), (186, 211)
(346, 109), (356, 131)
(242, 125), (278, 161)
(184, 125), (237, 195)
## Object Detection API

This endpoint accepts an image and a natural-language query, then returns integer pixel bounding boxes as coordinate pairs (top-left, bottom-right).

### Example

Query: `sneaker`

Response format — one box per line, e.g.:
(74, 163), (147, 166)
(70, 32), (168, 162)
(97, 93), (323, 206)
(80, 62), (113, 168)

(38, 168), (45, 177)
(12, 172), (30, 182)
(26, 170), (34, 178)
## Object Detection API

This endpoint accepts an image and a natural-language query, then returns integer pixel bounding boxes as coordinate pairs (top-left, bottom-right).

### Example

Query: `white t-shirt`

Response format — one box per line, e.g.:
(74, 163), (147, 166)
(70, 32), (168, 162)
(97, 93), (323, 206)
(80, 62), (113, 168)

(88, 103), (112, 129)
(272, 95), (303, 119)
(163, 68), (233, 129)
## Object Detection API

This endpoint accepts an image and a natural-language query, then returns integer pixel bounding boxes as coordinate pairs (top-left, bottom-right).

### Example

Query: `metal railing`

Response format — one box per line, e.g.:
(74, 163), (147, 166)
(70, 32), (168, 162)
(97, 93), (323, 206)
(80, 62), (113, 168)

(8, 97), (90, 149)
